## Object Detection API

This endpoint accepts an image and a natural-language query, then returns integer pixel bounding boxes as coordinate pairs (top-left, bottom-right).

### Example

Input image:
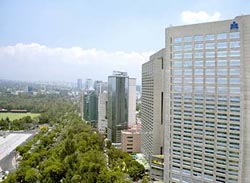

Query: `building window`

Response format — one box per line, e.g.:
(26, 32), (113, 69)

(174, 37), (182, 43)
(217, 42), (227, 49)
(206, 43), (215, 49)
(206, 34), (215, 41)
(184, 36), (192, 42)
(195, 43), (203, 50)
(194, 35), (203, 42)
(230, 32), (240, 39)
(230, 41), (240, 48)
(217, 33), (227, 40)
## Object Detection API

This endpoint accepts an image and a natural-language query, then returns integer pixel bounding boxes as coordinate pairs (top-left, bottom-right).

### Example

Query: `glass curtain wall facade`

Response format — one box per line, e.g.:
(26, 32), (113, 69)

(107, 75), (129, 143)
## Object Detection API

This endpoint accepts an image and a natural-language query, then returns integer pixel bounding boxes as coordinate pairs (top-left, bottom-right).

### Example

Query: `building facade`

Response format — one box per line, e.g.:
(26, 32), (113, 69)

(85, 78), (93, 91)
(164, 15), (250, 183)
(121, 128), (141, 153)
(83, 89), (98, 127)
(141, 49), (165, 160)
(77, 78), (83, 90)
(107, 71), (129, 143)
(128, 78), (136, 125)
(98, 92), (108, 133)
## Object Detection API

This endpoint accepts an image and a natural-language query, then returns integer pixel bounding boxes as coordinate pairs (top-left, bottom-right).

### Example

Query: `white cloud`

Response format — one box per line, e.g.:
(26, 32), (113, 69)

(0, 43), (153, 84)
(181, 11), (221, 24)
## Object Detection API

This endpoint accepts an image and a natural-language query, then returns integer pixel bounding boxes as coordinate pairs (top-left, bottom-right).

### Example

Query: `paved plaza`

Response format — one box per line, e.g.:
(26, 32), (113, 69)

(0, 133), (32, 161)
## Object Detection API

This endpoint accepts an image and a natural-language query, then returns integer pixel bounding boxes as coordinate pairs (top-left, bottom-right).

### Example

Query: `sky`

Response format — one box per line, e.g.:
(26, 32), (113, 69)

(0, 0), (249, 84)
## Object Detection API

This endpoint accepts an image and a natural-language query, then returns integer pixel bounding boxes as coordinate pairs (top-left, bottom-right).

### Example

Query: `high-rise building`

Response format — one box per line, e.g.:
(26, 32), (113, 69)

(77, 79), (83, 90)
(98, 92), (108, 133)
(163, 15), (250, 183)
(141, 49), (165, 160)
(93, 80), (103, 94)
(83, 89), (98, 127)
(85, 78), (93, 91)
(107, 71), (129, 143)
(128, 78), (136, 125)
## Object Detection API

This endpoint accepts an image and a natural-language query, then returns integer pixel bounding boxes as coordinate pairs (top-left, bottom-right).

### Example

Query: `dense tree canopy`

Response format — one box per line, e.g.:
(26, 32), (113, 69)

(3, 93), (146, 183)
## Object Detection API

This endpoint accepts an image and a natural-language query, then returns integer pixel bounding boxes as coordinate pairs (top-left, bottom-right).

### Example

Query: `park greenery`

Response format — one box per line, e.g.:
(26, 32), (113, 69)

(0, 93), (75, 131)
(4, 114), (146, 182)
(0, 113), (40, 121)
(1, 91), (146, 183)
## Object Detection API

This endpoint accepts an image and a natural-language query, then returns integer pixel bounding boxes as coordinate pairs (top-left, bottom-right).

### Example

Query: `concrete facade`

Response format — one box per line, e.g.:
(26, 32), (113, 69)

(121, 128), (141, 153)
(98, 92), (108, 133)
(128, 78), (136, 125)
(163, 15), (250, 183)
(141, 49), (165, 160)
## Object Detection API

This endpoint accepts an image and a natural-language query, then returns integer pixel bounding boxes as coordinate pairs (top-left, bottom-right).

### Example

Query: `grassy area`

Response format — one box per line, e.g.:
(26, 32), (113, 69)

(0, 112), (40, 121)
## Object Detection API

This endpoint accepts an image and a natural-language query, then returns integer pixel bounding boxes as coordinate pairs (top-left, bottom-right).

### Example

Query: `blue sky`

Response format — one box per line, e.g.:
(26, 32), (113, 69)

(0, 0), (249, 82)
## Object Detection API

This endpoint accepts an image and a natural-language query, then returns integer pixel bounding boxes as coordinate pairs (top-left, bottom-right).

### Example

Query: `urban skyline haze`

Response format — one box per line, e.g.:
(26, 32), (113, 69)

(0, 0), (249, 83)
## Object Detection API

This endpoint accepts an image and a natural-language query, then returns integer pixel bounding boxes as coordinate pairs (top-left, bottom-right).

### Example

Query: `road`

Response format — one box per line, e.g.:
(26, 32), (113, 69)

(0, 133), (33, 172)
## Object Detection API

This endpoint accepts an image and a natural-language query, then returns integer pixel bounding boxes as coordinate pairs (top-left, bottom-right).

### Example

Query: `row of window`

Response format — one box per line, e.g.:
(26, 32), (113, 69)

(174, 50), (240, 59)
(173, 77), (240, 84)
(173, 41), (240, 51)
(172, 69), (240, 77)
(173, 32), (240, 44)
(173, 59), (240, 67)
(172, 86), (240, 94)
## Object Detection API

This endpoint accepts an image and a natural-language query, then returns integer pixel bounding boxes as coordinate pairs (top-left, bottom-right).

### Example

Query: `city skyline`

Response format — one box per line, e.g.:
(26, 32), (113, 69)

(0, 0), (249, 83)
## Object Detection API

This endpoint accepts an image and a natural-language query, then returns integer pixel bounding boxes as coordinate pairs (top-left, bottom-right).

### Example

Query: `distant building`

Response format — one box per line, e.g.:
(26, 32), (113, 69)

(26, 85), (33, 93)
(121, 128), (141, 153)
(85, 78), (93, 91)
(77, 79), (83, 90)
(93, 80), (103, 94)
(128, 78), (136, 125)
(83, 89), (98, 127)
(98, 92), (108, 133)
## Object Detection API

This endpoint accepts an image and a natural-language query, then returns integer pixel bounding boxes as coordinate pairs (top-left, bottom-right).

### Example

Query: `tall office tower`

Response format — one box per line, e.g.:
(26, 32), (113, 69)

(164, 15), (250, 183)
(85, 78), (93, 91)
(80, 90), (84, 120)
(94, 80), (103, 95)
(98, 92), (108, 133)
(141, 49), (165, 160)
(107, 71), (129, 143)
(128, 78), (136, 125)
(77, 78), (83, 90)
(83, 89), (98, 127)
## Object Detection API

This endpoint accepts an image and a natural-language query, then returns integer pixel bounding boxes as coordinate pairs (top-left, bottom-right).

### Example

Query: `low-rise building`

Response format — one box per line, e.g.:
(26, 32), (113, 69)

(150, 155), (164, 182)
(121, 128), (141, 153)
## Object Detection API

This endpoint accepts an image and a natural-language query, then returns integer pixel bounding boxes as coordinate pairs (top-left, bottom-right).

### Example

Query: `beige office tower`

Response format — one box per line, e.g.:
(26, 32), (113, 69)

(141, 49), (165, 160)
(128, 78), (136, 125)
(164, 15), (250, 183)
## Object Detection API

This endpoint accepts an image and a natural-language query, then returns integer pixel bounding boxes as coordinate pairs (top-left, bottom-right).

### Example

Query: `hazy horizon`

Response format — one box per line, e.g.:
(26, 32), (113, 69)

(0, 0), (249, 84)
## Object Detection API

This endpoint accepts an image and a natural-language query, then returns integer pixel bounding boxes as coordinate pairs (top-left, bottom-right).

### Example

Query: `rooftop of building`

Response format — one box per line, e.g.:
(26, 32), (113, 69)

(165, 14), (250, 31)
